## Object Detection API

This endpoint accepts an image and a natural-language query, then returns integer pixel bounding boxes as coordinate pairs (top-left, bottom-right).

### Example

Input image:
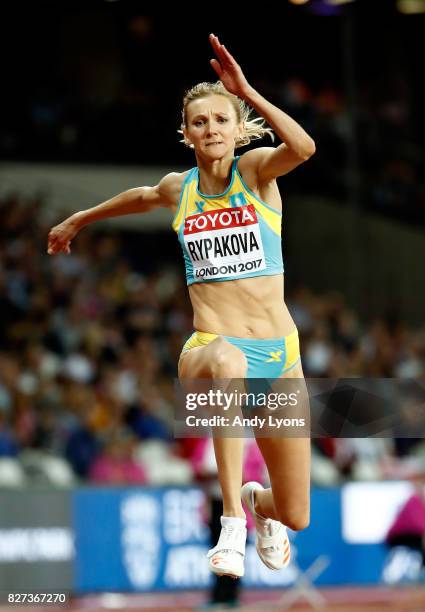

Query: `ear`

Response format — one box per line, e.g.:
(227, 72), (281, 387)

(182, 127), (192, 147)
(235, 121), (245, 144)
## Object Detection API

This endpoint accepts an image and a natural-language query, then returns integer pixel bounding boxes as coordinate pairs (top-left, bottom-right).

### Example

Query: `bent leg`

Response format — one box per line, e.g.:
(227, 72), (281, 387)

(253, 361), (311, 531)
(254, 437), (310, 531)
(179, 337), (248, 519)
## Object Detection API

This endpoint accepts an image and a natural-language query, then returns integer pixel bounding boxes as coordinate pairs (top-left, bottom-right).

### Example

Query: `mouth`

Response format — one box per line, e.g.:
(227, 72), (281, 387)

(206, 142), (223, 147)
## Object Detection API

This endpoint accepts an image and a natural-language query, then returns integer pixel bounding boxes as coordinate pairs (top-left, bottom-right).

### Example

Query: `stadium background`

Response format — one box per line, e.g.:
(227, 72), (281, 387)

(0, 0), (424, 610)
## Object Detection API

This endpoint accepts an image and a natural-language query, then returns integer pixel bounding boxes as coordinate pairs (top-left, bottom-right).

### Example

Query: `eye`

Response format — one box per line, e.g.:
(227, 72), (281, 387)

(218, 117), (228, 123)
(194, 120), (205, 127)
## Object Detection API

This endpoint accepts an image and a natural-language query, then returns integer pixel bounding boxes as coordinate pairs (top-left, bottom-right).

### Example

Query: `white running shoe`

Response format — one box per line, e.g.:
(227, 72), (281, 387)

(241, 481), (291, 570)
(207, 516), (247, 578)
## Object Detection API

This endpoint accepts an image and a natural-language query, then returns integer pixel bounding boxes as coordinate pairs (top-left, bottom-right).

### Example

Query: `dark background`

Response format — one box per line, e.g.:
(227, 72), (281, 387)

(2, 0), (424, 224)
(0, 6), (422, 154)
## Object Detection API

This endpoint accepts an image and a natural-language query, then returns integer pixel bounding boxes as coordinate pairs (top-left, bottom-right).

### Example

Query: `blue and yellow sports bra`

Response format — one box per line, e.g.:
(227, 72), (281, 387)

(172, 156), (283, 286)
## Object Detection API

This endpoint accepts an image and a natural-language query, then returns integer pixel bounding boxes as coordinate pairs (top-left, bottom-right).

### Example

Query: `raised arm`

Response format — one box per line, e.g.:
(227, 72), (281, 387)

(47, 172), (183, 255)
(209, 33), (316, 182)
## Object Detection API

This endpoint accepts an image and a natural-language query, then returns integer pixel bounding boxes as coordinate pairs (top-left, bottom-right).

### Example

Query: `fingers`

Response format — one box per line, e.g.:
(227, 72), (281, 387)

(47, 222), (75, 255)
(48, 244), (70, 255)
(210, 58), (223, 77)
(210, 35), (238, 75)
(209, 33), (228, 65)
(47, 238), (56, 255)
(221, 44), (236, 65)
(47, 232), (57, 254)
(47, 236), (71, 255)
(209, 33), (219, 48)
(47, 242), (59, 255)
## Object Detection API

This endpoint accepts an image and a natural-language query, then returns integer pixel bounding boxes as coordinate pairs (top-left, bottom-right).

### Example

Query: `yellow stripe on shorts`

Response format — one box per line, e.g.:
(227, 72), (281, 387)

(282, 329), (300, 371)
(182, 331), (218, 352)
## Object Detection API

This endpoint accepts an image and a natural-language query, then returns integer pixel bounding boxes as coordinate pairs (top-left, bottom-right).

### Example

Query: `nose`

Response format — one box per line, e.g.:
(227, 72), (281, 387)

(206, 119), (219, 135)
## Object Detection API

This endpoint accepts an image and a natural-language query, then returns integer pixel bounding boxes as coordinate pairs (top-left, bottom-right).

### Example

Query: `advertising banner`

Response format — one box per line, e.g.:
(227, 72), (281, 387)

(0, 489), (74, 593)
(0, 483), (411, 593)
(73, 484), (406, 592)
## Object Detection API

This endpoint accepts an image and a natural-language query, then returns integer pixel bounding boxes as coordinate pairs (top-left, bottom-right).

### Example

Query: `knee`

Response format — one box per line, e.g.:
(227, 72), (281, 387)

(279, 508), (310, 532)
(211, 345), (247, 379)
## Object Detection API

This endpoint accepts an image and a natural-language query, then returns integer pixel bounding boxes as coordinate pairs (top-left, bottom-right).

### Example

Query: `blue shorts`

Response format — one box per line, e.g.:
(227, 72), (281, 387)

(182, 329), (301, 378)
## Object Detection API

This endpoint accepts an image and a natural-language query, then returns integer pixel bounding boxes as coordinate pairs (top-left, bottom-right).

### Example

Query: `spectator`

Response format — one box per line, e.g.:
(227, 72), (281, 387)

(88, 427), (147, 485)
(386, 475), (425, 565)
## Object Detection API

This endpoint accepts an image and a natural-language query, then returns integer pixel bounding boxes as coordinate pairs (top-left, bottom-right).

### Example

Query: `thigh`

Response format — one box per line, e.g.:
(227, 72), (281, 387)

(178, 336), (247, 379)
(179, 337), (249, 440)
(255, 360), (310, 515)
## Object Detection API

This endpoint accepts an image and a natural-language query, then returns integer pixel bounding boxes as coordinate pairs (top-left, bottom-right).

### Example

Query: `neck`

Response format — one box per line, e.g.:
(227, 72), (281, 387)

(196, 155), (235, 195)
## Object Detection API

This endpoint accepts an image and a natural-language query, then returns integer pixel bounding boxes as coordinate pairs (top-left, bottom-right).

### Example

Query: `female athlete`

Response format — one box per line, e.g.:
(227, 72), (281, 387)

(48, 33), (315, 579)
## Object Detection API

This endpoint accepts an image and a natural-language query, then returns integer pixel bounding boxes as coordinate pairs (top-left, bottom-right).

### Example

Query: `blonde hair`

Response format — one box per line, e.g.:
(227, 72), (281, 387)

(180, 81), (274, 148)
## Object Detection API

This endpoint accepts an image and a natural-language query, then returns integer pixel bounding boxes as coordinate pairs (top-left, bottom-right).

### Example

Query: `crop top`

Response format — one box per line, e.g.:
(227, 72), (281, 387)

(171, 156), (283, 286)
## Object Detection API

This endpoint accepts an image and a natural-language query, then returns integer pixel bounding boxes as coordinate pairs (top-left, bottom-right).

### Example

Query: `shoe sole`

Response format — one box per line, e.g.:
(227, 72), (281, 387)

(209, 563), (244, 579)
(210, 570), (242, 579)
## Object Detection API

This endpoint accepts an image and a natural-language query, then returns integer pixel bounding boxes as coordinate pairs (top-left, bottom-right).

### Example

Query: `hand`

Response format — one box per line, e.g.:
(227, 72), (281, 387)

(209, 33), (252, 99)
(47, 216), (80, 255)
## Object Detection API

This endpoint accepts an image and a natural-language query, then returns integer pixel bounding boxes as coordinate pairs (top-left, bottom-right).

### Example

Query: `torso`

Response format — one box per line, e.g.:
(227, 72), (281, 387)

(168, 155), (295, 338)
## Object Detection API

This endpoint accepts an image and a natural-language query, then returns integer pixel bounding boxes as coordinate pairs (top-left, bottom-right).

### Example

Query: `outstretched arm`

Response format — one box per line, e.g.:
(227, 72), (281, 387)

(47, 172), (181, 255)
(209, 33), (315, 182)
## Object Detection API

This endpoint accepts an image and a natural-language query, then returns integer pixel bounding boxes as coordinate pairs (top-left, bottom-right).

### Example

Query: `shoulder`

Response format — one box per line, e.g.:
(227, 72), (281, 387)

(158, 170), (191, 207)
(235, 149), (282, 212)
(236, 147), (277, 188)
(238, 147), (276, 169)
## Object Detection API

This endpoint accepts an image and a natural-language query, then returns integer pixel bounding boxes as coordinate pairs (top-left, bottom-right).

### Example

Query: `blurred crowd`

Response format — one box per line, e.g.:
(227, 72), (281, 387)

(271, 76), (425, 222)
(1, 192), (425, 490)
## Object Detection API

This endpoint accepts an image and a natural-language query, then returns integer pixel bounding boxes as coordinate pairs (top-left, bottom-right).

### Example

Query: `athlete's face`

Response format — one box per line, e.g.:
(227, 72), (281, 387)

(184, 95), (242, 158)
